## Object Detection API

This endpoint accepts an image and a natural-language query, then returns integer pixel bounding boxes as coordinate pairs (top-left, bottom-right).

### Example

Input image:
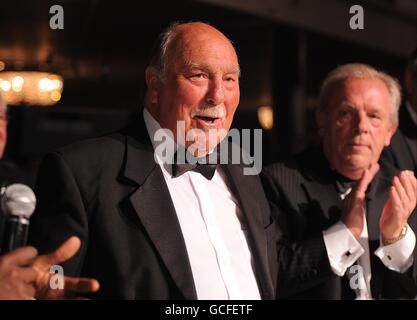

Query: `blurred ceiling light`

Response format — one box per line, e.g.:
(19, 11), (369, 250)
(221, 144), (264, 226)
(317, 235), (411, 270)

(12, 76), (24, 92)
(0, 71), (63, 106)
(0, 80), (11, 92)
(257, 106), (274, 130)
(0, 61), (5, 72)
(50, 91), (61, 102)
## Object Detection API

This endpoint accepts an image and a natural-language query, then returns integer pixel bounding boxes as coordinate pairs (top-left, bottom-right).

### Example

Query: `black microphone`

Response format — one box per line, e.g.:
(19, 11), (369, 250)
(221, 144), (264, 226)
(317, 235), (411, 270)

(0, 183), (36, 253)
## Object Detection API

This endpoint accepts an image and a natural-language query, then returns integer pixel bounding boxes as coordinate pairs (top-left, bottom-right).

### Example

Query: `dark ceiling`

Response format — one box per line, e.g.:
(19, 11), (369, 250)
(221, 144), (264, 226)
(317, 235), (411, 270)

(0, 0), (414, 110)
(0, 0), (272, 108)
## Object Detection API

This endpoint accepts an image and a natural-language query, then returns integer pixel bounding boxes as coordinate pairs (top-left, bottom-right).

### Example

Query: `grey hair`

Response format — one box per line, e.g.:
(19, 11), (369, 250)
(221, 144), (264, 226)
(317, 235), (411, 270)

(148, 22), (181, 81)
(318, 63), (401, 126)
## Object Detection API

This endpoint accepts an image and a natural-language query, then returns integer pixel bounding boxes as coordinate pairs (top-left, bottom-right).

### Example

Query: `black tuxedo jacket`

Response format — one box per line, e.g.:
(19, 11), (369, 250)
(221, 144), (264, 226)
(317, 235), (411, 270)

(28, 119), (277, 299)
(261, 147), (417, 299)
(0, 160), (33, 188)
(382, 105), (417, 174)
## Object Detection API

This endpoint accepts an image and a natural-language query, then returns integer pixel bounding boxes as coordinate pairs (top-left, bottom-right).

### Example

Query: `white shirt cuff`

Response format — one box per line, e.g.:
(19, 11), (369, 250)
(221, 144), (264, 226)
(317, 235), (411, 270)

(374, 224), (416, 273)
(322, 221), (365, 276)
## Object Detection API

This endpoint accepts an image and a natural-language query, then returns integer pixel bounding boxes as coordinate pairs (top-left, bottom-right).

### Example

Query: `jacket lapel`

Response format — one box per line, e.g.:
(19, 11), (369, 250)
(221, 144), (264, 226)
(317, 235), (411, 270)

(301, 180), (342, 224)
(365, 170), (390, 241)
(223, 163), (275, 300)
(299, 148), (343, 225)
(121, 122), (197, 299)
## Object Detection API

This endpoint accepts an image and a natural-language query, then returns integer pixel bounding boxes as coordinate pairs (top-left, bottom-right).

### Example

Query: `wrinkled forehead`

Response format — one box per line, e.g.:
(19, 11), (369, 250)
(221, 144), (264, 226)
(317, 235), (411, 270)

(331, 77), (390, 104)
(167, 27), (239, 71)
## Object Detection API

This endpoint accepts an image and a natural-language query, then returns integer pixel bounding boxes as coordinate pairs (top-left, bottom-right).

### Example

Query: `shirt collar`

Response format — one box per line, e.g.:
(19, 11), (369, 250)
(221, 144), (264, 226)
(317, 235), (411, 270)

(143, 107), (176, 174)
(142, 107), (219, 177)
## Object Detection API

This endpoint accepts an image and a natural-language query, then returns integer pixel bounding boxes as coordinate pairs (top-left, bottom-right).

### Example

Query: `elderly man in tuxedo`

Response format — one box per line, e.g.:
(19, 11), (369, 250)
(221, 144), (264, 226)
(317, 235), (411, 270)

(262, 64), (417, 299)
(28, 22), (277, 299)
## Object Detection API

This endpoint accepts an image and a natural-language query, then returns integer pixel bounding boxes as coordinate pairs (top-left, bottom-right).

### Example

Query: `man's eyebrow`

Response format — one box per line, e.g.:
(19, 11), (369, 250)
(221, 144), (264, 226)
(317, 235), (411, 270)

(229, 66), (241, 76)
(366, 105), (382, 111)
(184, 63), (241, 76)
(339, 102), (356, 109)
(184, 63), (208, 72)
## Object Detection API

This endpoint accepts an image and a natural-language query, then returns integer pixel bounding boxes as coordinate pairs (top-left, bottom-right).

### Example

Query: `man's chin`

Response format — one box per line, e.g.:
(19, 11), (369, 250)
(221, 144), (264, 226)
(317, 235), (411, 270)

(344, 156), (372, 174)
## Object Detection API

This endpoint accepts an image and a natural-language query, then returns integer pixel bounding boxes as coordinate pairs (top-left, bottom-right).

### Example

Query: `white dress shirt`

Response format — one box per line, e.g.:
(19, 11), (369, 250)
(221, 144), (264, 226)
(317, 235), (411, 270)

(323, 187), (416, 299)
(142, 108), (261, 300)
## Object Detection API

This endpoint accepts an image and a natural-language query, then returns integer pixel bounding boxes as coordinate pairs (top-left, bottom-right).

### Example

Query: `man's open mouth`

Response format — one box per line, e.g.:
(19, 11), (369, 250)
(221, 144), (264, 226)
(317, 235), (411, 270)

(194, 115), (219, 124)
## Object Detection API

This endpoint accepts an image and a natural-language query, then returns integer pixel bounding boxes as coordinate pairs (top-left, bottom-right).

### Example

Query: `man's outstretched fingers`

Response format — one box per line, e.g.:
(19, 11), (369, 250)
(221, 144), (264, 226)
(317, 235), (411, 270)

(34, 236), (81, 269)
(64, 277), (100, 293)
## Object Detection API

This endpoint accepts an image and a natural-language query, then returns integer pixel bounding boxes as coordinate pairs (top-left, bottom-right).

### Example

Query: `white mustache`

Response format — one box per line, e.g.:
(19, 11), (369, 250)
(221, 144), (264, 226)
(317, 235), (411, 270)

(191, 107), (226, 120)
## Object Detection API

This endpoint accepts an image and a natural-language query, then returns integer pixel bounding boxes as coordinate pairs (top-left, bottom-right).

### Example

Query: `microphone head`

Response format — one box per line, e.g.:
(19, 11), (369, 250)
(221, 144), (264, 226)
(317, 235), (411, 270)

(1, 183), (36, 219)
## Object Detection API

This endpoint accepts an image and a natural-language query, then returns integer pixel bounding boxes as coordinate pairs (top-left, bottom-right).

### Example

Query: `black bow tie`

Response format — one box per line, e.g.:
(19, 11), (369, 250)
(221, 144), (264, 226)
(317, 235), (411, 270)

(171, 149), (218, 180)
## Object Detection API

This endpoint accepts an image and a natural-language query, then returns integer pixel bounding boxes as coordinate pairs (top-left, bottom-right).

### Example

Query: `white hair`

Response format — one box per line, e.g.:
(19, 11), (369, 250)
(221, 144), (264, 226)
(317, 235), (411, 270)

(148, 22), (180, 81)
(318, 63), (401, 126)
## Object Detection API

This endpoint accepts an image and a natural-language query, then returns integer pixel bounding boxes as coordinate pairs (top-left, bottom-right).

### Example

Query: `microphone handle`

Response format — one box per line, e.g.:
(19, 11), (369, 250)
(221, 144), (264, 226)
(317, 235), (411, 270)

(1, 216), (29, 253)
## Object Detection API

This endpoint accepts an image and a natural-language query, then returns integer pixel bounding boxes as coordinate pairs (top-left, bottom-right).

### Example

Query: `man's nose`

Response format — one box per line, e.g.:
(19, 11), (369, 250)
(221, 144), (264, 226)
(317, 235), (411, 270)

(206, 78), (225, 106)
(353, 111), (369, 134)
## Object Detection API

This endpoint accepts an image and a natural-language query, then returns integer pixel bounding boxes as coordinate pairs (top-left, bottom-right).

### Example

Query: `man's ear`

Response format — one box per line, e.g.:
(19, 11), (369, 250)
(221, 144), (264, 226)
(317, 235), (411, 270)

(145, 66), (160, 105)
(384, 123), (398, 147)
(316, 110), (326, 137)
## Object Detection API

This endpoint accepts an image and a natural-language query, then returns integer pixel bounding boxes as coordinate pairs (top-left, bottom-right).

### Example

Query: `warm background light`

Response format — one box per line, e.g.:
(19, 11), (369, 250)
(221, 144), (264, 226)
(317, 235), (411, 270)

(257, 105), (274, 130)
(0, 71), (63, 106)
